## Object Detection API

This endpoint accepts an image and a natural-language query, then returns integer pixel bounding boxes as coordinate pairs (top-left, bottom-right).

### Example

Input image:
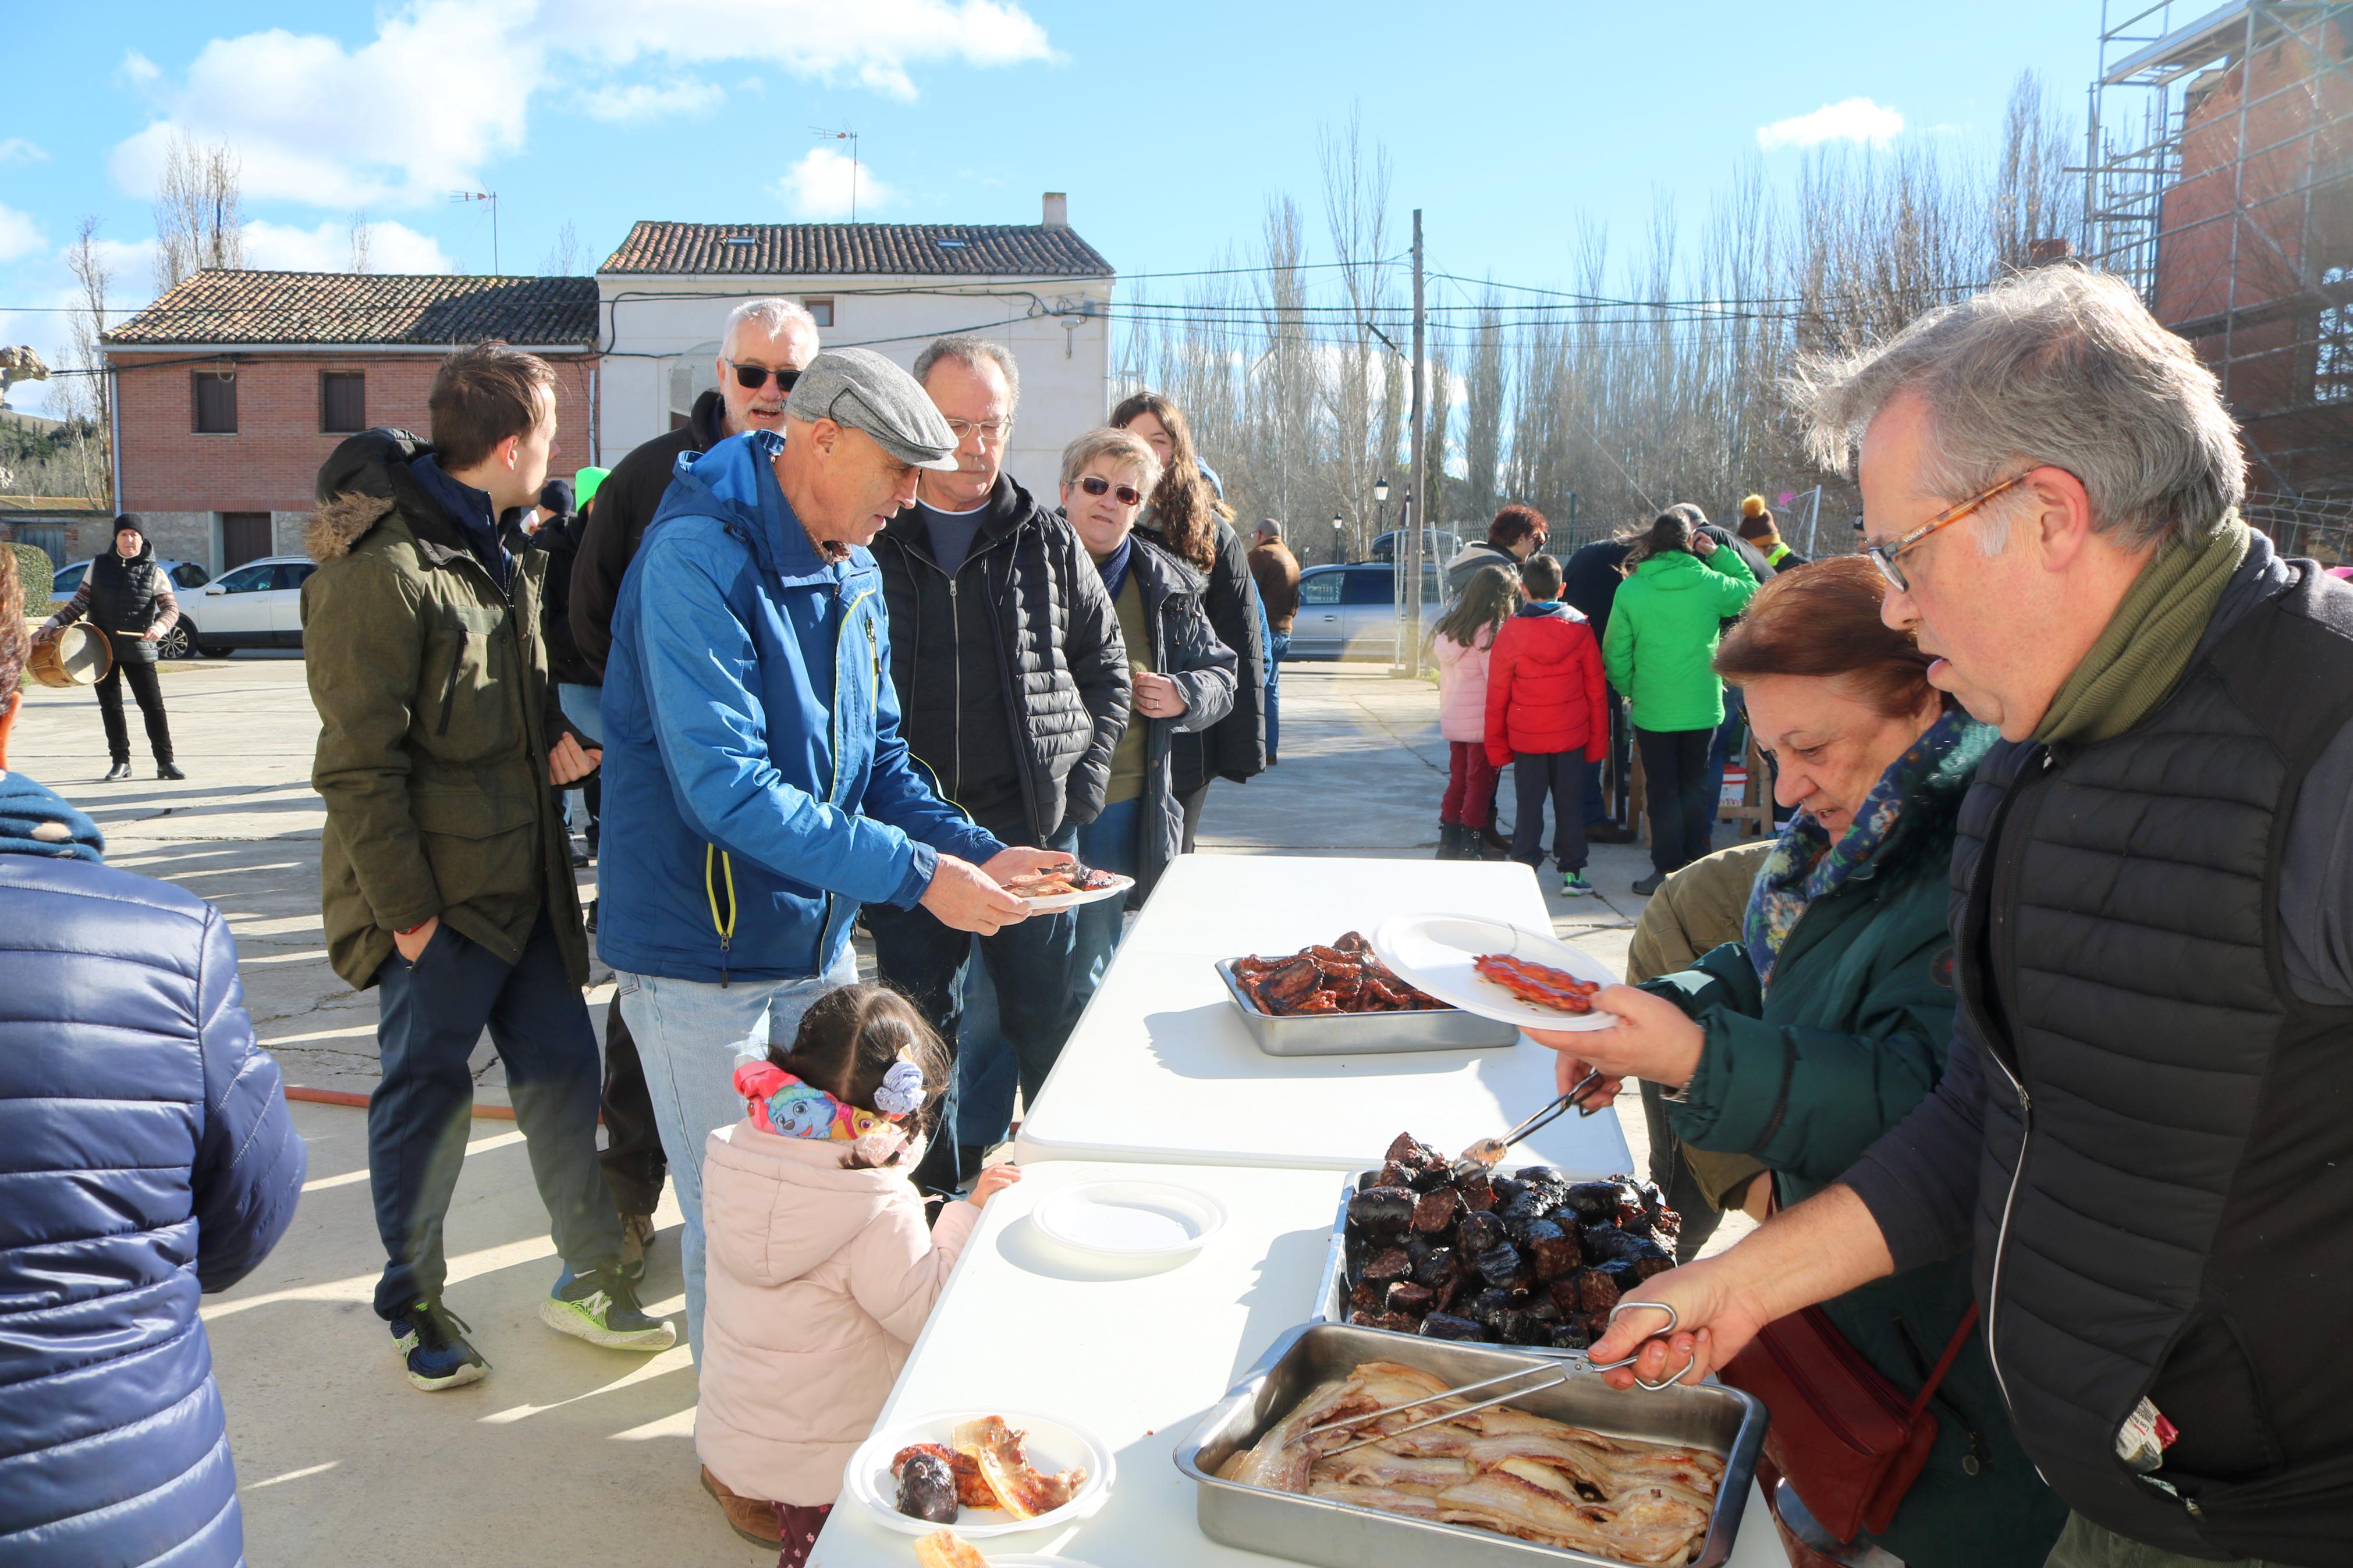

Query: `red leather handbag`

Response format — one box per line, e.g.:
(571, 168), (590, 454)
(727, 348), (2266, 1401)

(1716, 1302), (1979, 1545)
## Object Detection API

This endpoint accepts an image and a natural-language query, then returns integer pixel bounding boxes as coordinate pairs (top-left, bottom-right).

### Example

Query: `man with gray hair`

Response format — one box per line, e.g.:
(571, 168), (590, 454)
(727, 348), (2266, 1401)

(1573, 265), (2353, 1567)
(565, 295), (818, 1270)
(867, 333), (1130, 1194)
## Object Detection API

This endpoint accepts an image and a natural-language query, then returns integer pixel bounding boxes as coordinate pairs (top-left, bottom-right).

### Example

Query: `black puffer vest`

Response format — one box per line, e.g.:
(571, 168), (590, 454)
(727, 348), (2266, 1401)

(87, 546), (168, 663)
(1950, 563), (2353, 1563)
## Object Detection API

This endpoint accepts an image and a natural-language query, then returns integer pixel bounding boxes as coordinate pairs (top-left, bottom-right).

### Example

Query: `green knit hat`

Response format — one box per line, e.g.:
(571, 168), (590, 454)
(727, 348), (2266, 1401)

(574, 467), (612, 507)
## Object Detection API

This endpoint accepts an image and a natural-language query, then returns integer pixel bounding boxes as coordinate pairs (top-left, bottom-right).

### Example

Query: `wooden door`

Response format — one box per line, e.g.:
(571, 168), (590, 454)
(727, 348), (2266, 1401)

(220, 513), (272, 572)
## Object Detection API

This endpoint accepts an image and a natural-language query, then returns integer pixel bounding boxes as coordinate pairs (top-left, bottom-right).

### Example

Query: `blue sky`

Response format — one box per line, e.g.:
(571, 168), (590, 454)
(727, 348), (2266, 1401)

(1, 1), (2101, 419)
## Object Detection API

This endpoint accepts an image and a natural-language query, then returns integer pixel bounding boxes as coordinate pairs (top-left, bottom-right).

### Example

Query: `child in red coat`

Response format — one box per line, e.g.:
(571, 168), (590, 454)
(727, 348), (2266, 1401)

(1484, 553), (1607, 895)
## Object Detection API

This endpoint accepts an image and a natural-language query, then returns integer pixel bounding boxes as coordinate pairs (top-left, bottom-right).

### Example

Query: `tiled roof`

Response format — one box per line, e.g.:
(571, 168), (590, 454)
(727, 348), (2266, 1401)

(599, 222), (1114, 279)
(105, 271), (600, 348)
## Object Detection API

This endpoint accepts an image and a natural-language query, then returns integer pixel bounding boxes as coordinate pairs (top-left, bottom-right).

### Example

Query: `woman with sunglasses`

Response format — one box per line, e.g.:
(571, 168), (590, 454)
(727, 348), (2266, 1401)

(1057, 427), (1237, 1010)
(1110, 392), (1267, 849)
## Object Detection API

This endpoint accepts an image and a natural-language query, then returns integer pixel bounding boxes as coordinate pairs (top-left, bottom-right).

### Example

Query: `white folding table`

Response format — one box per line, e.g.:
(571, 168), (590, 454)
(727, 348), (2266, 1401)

(1013, 856), (1634, 1176)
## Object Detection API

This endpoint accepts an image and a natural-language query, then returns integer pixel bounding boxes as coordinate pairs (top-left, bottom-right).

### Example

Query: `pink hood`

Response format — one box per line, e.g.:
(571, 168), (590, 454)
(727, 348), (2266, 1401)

(1435, 625), (1496, 742)
(696, 1120), (981, 1506)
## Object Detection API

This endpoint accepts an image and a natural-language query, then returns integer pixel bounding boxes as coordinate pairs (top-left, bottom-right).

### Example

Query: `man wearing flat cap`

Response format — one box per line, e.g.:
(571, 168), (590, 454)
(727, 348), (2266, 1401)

(595, 347), (1070, 1366)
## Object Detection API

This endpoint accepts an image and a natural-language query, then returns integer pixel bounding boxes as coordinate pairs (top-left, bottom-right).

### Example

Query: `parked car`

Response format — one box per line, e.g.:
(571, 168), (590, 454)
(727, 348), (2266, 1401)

(1369, 528), (1464, 566)
(192, 554), (318, 655)
(49, 556), (212, 660)
(1286, 563), (1445, 662)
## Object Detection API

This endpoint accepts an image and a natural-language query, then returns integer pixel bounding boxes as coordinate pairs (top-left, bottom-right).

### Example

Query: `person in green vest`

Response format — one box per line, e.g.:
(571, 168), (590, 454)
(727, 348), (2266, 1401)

(1539, 556), (2065, 1567)
(1601, 510), (1760, 894)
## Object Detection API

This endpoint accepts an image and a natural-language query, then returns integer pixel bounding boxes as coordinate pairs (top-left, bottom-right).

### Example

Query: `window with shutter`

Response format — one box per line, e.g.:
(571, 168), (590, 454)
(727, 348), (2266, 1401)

(322, 372), (365, 432)
(193, 371), (239, 434)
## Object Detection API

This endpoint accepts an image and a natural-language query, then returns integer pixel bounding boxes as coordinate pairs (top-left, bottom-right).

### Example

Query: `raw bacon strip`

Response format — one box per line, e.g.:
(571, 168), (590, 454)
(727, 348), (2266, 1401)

(1472, 954), (1600, 1014)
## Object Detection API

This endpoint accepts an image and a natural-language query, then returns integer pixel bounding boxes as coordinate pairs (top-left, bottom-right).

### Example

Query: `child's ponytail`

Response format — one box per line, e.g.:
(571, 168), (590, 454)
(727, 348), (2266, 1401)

(770, 985), (950, 1169)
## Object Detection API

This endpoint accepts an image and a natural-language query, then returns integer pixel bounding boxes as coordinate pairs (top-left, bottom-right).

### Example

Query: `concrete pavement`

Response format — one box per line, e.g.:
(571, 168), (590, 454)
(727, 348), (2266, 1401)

(12, 653), (1754, 1566)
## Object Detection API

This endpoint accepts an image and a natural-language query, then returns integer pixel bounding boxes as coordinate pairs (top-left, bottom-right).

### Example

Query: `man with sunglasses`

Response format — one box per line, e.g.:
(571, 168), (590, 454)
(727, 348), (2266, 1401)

(562, 297), (818, 1277)
(867, 335), (1130, 1196)
(1577, 266), (2353, 1568)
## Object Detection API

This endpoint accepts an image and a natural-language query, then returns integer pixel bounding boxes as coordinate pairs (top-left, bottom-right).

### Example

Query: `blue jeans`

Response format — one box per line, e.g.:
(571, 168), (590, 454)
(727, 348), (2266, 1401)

(1702, 684), (1743, 844)
(370, 912), (620, 1320)
(557, 681), (604, 746)
(614, 949), (858, 1361)
(1071, 795), (1144, 1014)
(1264, 622), (1288, 761)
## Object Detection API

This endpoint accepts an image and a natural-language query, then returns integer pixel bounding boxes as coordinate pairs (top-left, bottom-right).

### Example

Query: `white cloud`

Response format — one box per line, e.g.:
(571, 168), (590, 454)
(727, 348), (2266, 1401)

(775, 147), (895, 219)
(109, 0), (1055, 211)
(0, 204), (42, 262)
(577, 78), (725, 123)
(120, 49), (161, 85)
(1756, 97), (1905, 152)
(0, 138), (48, 165)
(244, 218), (453, 273)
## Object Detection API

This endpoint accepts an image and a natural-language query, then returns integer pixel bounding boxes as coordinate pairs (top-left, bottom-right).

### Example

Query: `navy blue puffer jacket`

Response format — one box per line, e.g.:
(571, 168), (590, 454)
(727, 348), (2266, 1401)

(0, 770), (306, 1567)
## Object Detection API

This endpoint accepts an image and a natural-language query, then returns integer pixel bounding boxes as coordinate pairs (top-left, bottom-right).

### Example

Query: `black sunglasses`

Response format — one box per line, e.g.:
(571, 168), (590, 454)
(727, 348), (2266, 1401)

(1078, 474), (1143, 506)
(728, 361), (801, 393)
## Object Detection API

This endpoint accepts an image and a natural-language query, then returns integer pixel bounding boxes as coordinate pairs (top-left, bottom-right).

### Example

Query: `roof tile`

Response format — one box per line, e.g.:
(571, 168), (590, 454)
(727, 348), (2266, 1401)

(598, 221), (1113, 278)
(105, 271), (599, 348)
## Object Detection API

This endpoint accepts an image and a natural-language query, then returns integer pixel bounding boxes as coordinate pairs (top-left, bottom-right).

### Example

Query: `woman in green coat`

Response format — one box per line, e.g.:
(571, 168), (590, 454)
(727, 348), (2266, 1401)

(1538, 558), (2065, 1568)
(1600, 511), (1758, 893)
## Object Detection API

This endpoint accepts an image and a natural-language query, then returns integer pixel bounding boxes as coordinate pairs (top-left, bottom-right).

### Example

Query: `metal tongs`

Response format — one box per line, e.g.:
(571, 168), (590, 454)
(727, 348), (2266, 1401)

(1448, 1069), (1610, 1180)
(1587, 1299), (1703, 1392)
(1304, 1363), (1571, 1457)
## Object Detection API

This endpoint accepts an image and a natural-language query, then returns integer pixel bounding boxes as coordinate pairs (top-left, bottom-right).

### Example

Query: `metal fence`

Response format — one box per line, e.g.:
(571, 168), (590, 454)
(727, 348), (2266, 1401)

(2246, 491), (2353, 566)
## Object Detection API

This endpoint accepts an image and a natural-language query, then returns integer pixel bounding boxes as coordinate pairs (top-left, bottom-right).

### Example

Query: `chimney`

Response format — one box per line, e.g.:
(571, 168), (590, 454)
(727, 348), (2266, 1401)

(2026, 236), (2077, 268)
(1042, 192), (1068, 228)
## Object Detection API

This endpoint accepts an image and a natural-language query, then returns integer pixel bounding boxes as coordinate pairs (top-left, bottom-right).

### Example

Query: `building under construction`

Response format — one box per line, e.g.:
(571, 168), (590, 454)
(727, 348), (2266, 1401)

(2086, 2), (2353, 551)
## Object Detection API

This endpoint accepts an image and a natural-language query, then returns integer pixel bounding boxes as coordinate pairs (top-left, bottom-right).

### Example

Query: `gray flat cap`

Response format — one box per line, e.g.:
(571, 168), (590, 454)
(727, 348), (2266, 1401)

(783, 347), (959, 471)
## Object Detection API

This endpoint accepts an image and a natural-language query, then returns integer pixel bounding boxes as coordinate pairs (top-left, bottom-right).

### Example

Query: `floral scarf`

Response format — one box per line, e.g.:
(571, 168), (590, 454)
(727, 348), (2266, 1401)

(1742, 708), (1996, 990)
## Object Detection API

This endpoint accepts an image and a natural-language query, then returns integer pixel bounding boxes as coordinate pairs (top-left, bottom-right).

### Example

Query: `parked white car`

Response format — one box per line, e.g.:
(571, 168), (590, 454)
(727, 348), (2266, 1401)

(193, 554), (318, 655)
(49, 556), (212, 660)
(1286, 563), (1445, 662)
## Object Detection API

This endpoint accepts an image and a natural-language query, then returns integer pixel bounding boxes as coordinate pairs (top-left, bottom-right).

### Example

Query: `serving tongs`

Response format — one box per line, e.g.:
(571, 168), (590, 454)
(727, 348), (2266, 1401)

(1306, 1363), (1573, 1457)
(1448, 1069), (1609, 1180)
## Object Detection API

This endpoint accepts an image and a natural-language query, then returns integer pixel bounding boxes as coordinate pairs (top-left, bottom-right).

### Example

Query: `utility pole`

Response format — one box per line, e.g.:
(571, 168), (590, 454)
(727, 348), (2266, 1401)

(450, 190), (499, 274)
(814, 128), (861, 221)
(1395, 208), (1426, 678)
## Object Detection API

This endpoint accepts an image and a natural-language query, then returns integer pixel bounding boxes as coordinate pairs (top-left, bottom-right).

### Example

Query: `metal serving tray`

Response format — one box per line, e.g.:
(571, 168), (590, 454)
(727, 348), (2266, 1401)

(1315, 1169), (1630, 1360)
(1216, 958), (1519, 1057)
(1174, 1321), (1765, 1568)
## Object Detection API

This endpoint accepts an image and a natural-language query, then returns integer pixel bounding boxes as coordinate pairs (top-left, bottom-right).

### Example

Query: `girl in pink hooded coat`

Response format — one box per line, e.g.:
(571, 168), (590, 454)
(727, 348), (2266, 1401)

(1431, 564), (1521, 859)
(696, 984), (1021, 1565)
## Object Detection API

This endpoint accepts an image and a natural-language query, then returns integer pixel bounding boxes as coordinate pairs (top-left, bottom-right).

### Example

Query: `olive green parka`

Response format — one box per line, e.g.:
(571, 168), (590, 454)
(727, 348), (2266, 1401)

(301, 429), (586, 991)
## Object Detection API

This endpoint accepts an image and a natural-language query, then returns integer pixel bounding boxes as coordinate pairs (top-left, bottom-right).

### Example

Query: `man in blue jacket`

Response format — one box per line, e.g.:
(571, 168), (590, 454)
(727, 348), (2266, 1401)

(0, 544), (307, 1567)
(597, 347), (1067, 1364)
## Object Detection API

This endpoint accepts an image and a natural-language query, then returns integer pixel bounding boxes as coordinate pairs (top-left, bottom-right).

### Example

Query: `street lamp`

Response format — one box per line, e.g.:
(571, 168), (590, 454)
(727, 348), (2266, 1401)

(1331, 511), (1345, 564)
(1374, 477), (1390, 505)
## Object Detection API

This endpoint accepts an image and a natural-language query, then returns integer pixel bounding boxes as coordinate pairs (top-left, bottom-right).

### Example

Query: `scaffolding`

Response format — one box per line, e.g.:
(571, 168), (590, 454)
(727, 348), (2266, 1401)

(2084, 2), (2353, 497)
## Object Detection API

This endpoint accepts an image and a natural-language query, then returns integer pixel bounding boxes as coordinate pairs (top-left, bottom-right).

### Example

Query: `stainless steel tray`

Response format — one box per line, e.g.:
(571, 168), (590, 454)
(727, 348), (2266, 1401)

(1216, 958), (1518, 1057)
(1316, 1169), (1616, 1360)
(1174, 1321), (1765, 1568)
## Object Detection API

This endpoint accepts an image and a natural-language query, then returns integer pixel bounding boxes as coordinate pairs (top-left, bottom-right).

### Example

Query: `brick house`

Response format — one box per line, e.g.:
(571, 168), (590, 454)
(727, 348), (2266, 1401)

(102, 272), (598, 574)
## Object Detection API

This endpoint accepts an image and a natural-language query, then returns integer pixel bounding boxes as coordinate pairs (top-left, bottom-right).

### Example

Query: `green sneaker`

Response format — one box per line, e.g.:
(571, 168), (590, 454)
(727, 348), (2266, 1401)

(540, 1265), (677, 1351)
(390, 1296), (489, 1392)
(1561, 872), (1596, 897)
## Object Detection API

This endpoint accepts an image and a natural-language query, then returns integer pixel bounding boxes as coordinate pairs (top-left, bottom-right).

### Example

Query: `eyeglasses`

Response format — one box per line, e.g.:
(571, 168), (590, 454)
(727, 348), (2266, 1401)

(944, 417), (1012, 444)
(1078, 474), (1144, 507)
(1865, 472), (2029, 592)
(728, 361), (801, 393)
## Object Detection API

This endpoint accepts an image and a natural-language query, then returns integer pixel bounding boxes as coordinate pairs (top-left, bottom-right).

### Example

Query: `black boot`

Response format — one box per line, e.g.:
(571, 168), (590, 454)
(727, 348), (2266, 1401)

(1435, 822), (1461, 860)
(157, 762), (186, 781)
(103, 760), (133, 783)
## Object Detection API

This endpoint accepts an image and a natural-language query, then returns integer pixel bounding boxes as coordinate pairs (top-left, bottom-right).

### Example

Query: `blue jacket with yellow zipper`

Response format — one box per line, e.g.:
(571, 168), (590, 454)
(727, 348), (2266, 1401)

(595, 431), (1003, 984)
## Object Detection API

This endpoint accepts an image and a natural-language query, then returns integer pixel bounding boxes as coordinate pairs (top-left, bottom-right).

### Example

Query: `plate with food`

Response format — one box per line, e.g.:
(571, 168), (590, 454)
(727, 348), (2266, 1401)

(1001, 862), (1134, 913)
(1369, 913), (1619, 1032)
(849, 1411), (1113, 1539)
(1032, 1180), (1226, 1262)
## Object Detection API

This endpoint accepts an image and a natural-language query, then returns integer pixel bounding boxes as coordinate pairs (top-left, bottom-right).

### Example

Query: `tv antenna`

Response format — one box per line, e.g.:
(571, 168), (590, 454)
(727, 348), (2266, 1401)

(449, 189), (499, 274)
(811, 127), (860, 221)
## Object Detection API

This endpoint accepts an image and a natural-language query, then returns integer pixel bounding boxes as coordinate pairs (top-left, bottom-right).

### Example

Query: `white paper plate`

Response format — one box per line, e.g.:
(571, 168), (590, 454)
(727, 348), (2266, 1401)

(1014, 870), (1134, 913)
(992, 1558), (1105, 1567)
(1370, 912), (1620, 1032)
(844, 1410), (1113, 1539)
(1032, 1181), (1226, 1260)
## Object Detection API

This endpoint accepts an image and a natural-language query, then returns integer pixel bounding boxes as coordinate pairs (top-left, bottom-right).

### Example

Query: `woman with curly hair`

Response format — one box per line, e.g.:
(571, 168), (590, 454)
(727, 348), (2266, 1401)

(1111, 392), (1266, 844)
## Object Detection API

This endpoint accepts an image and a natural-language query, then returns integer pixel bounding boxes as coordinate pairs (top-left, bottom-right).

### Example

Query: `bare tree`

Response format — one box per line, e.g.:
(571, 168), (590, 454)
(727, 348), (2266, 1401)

(63, 216), (114, 506)
(1461, 285), (1507, 522)
(542, 219), (584, 276)
(1994, 71), (2084, 273)
(349, 211), (375, 273)
(152, 133), (244, 294)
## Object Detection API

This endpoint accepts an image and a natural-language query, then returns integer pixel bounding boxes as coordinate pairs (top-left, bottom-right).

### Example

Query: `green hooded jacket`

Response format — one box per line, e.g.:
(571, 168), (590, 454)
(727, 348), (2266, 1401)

(1600, 546), (1758, 731)
(300, 430), (585, 991)
(1642, 769), (2065, 1567)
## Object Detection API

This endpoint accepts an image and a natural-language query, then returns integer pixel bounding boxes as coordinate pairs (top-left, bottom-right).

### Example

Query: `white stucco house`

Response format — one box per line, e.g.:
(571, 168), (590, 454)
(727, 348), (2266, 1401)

(595, 195), (1115, 496)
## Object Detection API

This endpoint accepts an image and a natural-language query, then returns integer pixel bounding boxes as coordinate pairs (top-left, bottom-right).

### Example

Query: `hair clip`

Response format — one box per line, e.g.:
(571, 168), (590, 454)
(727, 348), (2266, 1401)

(873, 1060), (926, 1119)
